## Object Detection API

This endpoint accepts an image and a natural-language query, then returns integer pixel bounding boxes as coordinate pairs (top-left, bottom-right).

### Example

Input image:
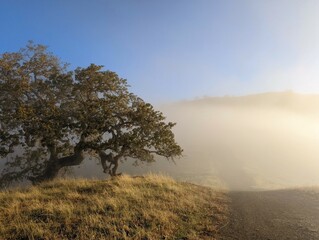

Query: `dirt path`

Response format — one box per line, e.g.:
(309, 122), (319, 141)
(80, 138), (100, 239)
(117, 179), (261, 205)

(219, 189), (319, 240)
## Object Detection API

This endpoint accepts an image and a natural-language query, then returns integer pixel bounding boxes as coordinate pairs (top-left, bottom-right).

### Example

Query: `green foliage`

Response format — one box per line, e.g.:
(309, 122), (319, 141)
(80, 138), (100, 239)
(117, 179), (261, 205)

(0, 42), (182, 185)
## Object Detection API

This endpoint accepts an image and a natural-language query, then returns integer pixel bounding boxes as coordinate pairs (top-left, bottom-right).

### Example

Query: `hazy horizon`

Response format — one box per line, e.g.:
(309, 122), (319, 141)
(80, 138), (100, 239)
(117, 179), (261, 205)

(2, 1), (319, 191)
(2, 2), (319, 239)
(66, 91), (319, 190)
(1, 91), (319, 190)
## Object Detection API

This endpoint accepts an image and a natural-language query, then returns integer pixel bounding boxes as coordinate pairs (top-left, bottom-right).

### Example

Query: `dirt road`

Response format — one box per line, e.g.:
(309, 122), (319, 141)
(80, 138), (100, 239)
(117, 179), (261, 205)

(219, 188), (319, 240)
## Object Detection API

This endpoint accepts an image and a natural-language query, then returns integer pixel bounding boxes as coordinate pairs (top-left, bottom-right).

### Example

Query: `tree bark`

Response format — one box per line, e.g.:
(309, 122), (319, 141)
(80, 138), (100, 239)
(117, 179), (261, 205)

(109, 158), (119, 176)
(29, 147), (84, 184)
(98, 149), (126, 177)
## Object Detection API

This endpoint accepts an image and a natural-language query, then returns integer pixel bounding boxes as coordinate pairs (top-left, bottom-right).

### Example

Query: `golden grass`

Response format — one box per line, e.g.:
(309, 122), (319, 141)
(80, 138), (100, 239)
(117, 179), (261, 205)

(0, 174), (228, 240)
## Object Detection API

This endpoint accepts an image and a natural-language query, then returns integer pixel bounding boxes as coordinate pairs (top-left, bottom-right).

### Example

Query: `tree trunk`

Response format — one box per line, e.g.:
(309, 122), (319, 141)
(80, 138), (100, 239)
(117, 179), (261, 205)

(29, 147), (84, 184)
(109, 158), (119, 176)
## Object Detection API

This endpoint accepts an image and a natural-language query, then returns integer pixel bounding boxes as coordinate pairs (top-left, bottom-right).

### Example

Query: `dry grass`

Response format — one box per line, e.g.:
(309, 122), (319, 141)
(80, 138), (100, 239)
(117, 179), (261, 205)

(0, 174), (228, 240)
(291, 186), (319, 197)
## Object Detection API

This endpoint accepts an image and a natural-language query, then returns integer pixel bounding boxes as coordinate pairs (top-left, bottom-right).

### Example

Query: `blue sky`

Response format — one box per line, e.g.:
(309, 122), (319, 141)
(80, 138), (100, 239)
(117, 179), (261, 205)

(1, 0), (319, 103)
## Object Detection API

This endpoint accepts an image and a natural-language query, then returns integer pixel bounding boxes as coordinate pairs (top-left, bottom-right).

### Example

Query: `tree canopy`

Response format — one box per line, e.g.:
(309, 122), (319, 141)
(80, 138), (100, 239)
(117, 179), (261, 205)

(0, 42), (182, 186)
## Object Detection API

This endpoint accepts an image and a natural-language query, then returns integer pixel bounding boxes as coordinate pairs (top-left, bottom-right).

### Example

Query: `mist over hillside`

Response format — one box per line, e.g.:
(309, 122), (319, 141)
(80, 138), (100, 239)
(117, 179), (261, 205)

(156, 92), (319, 190)
(182, 91), (319, 116)
(73, 92), (319, 190)
(3, 92), (319, 190)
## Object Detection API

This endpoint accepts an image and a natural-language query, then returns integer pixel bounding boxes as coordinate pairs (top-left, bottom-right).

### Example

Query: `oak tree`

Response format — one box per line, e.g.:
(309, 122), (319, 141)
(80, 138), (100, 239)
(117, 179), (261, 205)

(0, 42), (182, 186)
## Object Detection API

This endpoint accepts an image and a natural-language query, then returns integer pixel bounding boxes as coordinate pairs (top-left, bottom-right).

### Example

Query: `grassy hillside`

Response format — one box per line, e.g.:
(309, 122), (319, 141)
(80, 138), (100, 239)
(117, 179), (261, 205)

(0, 175), (228, 240)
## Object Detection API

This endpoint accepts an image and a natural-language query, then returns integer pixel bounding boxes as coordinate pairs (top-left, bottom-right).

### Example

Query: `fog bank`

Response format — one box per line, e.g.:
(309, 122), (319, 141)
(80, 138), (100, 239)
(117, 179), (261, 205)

(5, 92), (319, 190)
(156, 92), (319, 190)
(73, 92), (319, 190)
